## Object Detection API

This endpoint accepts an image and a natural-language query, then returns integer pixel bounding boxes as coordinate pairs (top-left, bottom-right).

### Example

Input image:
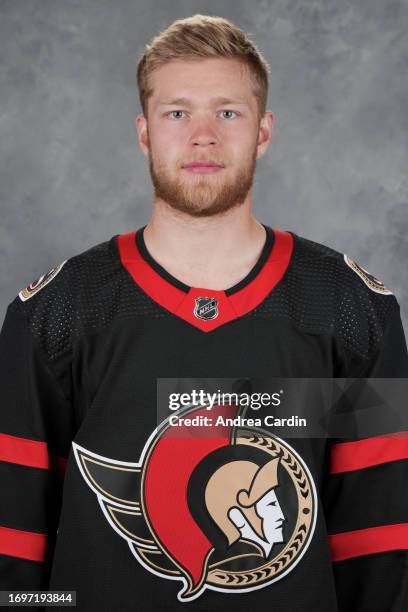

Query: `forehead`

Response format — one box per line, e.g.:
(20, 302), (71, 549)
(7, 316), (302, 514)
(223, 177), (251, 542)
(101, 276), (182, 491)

(149, 58), (254, 106)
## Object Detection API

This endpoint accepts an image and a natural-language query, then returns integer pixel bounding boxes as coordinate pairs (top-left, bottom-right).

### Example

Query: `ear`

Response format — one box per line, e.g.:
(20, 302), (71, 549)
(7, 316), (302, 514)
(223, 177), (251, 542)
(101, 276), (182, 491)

(256, 111), (275, 161)
(135, 114), (149, 159)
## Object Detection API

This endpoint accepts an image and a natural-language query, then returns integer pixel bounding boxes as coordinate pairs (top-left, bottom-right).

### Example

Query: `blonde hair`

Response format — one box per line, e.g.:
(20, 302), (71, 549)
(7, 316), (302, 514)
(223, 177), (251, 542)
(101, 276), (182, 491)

(136, 14), (270, 122)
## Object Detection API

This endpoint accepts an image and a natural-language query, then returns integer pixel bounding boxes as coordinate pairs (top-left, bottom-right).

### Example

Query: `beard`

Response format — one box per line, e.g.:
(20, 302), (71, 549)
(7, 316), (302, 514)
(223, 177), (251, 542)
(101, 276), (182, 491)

(146, 134), (258, 219)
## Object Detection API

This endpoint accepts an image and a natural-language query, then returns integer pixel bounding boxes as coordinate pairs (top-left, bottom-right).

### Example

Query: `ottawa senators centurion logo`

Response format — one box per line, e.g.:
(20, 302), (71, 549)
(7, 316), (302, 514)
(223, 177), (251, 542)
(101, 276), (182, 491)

(18, 260), (67, 301)
(73, 403), (317, 602)
(344, 254), (393, 294)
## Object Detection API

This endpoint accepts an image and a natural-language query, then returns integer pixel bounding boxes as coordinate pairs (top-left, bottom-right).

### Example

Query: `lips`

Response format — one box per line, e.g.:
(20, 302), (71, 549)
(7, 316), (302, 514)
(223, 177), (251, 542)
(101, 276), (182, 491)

(183, 161), (224, 168)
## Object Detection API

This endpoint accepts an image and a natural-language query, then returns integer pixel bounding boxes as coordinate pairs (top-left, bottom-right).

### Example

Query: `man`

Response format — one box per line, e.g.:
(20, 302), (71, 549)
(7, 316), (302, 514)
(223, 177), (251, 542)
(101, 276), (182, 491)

(0, 14), (407, 611)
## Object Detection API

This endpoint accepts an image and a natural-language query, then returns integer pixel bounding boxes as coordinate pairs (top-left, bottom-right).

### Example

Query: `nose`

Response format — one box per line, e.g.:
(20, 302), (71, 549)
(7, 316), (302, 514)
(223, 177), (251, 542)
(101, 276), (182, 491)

(190, 117), (218, 146)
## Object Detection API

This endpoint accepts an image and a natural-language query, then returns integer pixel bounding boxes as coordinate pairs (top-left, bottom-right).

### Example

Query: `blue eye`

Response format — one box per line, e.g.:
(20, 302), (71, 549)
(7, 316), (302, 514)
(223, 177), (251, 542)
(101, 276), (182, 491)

(166, 110), (238, 119)
(221, 110), (237, 119)
(168, 110), (185, 119)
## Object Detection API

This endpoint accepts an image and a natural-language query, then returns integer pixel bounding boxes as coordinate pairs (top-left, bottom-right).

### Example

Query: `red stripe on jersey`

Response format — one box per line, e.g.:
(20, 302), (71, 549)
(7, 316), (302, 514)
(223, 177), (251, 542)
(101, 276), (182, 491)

(0, 433), (50, 469)
(228, 229), (294, 315)
(330, 432), (408, 473)
(117, 228), (294, 332)
(0, 525), (47, 562)
(329, 523), (408, 561)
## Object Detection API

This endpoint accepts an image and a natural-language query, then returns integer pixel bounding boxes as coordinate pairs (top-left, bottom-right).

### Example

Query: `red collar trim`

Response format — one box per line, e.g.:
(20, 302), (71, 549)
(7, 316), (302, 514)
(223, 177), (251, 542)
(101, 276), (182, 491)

(117, 229), (294, 332)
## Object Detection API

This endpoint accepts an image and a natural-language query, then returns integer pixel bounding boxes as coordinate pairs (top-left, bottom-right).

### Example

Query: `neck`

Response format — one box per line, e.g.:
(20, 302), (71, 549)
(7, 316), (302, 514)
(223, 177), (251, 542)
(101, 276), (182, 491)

(142, 205), (267, 291)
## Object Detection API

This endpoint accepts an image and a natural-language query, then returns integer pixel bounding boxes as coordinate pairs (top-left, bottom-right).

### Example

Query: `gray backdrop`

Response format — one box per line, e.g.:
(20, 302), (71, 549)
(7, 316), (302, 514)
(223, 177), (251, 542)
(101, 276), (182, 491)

(1, 0), (407, 335)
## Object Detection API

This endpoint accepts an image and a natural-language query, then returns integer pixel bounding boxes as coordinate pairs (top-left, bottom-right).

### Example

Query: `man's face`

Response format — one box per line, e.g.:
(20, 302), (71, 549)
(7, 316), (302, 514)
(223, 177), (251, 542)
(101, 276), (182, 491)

(136, 58), (274, 218)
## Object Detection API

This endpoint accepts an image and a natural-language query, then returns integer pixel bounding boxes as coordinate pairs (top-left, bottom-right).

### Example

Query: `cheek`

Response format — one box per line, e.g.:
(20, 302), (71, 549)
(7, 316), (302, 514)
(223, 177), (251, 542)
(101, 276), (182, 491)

(151, 128), (184, 158)
(148, 122), (173, 147)
(222, 128), (256, 156)
(152, 150), (181, 173)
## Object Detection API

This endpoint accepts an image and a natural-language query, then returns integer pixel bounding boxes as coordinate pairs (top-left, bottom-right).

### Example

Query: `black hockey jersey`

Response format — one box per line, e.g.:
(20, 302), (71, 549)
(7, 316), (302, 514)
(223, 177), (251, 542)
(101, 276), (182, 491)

(0, 223), (407, 611)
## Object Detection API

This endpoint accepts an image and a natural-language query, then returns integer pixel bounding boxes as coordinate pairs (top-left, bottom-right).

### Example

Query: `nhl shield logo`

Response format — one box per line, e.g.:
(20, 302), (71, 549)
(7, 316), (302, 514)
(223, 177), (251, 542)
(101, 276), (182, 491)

(73, 402), (317, 602)
(194, 296), (219, 320)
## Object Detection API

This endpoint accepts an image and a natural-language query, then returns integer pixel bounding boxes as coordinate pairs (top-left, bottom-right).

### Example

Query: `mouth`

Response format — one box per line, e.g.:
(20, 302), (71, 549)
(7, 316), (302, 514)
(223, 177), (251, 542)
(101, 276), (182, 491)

(182, 161), (225, 174)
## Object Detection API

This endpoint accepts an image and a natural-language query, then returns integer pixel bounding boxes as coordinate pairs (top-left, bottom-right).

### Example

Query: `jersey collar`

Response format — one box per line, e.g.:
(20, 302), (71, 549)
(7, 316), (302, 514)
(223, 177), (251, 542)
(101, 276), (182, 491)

(116, 224), (294, 332)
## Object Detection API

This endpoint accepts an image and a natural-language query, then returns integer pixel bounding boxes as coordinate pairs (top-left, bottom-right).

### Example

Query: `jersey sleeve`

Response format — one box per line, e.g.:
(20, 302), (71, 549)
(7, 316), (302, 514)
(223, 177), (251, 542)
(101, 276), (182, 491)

(323, 297), (408, 611)
(0, 297), (75, 590)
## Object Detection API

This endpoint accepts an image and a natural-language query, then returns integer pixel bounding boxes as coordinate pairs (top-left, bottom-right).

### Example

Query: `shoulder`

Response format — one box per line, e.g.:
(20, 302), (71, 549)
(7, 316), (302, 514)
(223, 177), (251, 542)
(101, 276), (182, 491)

(289, 231), (393, 295)
(9, 235), (119, 361)
(283, 231), (400, 359)
(17, 235), (117, 303)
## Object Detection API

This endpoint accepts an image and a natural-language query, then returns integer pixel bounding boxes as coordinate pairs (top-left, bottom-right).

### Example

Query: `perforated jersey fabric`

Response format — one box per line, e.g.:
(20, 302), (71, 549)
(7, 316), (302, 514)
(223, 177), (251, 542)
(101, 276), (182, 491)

(249, 234), (397, 361)
(20, 230), (399, 372)
(0, 225), (407, 611)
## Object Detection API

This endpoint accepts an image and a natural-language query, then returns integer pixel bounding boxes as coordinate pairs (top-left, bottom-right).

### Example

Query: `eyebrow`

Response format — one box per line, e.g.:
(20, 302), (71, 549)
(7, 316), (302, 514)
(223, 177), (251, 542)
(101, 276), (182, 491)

(157, 96), (249, 107)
